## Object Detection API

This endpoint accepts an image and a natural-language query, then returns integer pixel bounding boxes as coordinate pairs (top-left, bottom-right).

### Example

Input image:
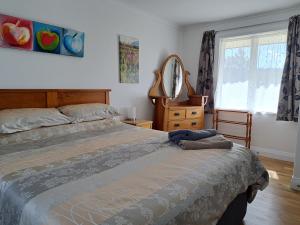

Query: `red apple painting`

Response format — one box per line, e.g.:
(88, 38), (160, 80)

(36, 30), (60, 51)
(0, 14), (33, 50)
(33, 22), (62, 54)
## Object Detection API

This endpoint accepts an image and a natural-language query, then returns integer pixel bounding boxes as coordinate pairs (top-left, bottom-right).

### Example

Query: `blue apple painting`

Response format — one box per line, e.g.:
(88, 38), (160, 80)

(61, 28), (84, 57)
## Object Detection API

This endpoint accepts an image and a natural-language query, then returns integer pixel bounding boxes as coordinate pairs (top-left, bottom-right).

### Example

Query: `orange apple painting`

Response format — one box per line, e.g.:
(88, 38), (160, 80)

(0, 14), (33, 50)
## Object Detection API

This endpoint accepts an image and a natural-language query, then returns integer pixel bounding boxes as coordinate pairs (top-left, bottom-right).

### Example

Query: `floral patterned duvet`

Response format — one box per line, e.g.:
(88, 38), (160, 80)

(0, 118), (268, 225)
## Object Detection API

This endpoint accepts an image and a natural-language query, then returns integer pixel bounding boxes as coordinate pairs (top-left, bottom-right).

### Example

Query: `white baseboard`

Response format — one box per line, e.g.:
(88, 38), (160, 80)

(251, 146), (295, 162)
(291, 176), (300, 191)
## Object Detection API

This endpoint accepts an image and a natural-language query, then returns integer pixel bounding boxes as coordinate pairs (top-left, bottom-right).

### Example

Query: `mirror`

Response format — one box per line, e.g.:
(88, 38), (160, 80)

(162, 55), (184, 99)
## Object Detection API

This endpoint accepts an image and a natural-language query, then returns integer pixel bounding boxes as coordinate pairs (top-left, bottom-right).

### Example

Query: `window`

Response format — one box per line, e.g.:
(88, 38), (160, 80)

(215, 30), (287, 113)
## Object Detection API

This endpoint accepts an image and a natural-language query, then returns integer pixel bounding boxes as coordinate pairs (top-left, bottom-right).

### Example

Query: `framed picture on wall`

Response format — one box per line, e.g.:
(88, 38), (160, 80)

(119, 35), (139, 83)
(0, 14), (33, 51)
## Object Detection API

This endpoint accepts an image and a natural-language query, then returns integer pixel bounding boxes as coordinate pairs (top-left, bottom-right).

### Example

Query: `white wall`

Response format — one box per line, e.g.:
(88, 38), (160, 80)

(0, 0), (183, 120)
(182, 6), (300, 161)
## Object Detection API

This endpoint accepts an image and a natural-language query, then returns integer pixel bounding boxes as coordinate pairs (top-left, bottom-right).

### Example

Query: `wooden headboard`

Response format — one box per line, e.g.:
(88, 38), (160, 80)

(0, 89), (111, 110)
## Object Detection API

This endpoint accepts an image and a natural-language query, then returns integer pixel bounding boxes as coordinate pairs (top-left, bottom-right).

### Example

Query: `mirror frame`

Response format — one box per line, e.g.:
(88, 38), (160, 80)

(149, 54), (196, 103)
(161, 54), (185, 100)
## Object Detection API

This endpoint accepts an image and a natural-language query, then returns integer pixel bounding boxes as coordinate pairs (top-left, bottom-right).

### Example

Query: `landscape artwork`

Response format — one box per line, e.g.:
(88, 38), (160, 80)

(119, 35), (139, 83)
(0, 13), (84, 57)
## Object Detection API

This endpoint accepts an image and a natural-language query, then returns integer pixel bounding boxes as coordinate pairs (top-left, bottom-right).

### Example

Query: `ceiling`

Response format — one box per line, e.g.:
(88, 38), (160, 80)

(113, 0), (300, 25)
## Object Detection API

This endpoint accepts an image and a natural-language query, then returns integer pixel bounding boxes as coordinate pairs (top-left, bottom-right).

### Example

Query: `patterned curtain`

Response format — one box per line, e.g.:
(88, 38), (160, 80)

(277, 15), (300, 122)
(196, 30), (216, 113)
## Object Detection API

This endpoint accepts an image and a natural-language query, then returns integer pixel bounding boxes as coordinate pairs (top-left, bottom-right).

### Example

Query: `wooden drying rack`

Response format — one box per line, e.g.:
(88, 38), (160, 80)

(213, 109), (252, 148)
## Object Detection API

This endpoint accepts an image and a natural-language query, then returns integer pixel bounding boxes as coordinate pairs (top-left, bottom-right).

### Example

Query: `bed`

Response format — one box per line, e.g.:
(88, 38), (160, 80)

(0, 89), (268, 225)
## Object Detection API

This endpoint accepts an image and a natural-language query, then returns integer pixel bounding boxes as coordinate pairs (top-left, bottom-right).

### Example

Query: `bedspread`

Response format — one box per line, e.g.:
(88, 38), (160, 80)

(0, 119), (268, 225)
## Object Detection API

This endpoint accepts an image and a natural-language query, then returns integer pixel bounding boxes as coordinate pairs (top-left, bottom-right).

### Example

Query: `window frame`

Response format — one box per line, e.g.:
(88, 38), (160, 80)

(213, 21), (288, 114)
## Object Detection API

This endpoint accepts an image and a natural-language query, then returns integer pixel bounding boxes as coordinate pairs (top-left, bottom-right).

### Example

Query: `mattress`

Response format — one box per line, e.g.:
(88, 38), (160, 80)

(0, 118), (268, 225)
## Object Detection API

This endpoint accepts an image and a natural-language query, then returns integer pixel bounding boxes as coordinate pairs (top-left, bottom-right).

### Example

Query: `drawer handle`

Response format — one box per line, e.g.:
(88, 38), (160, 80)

(191, 122), (197, 126)
(174, 123), (180, 127)
(174, 112), (180, 116)
(191, 111), (197, 115)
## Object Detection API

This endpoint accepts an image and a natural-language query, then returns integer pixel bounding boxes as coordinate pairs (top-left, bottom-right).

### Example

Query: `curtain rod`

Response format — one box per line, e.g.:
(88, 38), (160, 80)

(215, 18), (288, 33)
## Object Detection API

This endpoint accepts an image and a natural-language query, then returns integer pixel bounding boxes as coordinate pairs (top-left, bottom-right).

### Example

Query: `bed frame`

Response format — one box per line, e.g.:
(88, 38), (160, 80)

(0, 88), (248, 225)
(0, 89), (111, 110)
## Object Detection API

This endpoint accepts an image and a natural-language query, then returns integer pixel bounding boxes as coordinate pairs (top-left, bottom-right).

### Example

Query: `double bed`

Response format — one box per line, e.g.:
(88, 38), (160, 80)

(0, 89), (268, 225)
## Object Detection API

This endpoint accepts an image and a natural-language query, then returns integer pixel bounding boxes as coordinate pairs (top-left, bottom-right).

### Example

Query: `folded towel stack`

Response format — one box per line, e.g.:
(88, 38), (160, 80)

(168, 129), (233, 150)
(179, 135), (233, 150)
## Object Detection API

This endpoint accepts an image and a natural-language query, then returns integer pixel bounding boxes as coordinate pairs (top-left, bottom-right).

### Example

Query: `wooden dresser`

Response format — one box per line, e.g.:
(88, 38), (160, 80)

(149, 54), (208, 132)
(153, 97), (205, 131)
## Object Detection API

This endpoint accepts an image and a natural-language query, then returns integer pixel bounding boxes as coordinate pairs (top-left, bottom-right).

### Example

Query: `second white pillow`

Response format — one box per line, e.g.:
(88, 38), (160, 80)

(58, 103), (119, 123)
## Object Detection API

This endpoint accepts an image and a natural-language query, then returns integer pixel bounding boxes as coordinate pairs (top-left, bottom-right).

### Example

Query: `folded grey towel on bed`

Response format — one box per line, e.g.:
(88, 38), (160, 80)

(178, 135), (233, 150)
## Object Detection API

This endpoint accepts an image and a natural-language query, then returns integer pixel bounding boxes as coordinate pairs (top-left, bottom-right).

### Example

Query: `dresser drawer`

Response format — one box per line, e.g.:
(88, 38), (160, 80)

(186, 119), (202, 130)
(168, 109), (186, 120)
(168, 120), (186, 130)
(186, 108), (203, 119)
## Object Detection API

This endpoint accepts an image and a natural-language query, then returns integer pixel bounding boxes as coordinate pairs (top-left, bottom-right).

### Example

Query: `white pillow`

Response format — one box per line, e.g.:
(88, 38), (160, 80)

(58, 103), (119, 123)
(0, 108), (71, 134)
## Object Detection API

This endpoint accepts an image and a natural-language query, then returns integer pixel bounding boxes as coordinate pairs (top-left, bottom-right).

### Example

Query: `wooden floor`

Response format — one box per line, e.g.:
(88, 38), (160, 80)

(243, 157), (300, 225)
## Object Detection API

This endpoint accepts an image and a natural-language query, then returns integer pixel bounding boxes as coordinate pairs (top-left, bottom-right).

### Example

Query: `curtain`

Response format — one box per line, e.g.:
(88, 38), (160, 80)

(277, 15), (300, 122)
(215, 30), (287, 113)
(196, 30), (216, 113)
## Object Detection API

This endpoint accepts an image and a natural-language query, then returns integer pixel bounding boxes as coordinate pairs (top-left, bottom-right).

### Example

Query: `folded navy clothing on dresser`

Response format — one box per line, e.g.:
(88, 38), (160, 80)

(168, 129), (217, 144)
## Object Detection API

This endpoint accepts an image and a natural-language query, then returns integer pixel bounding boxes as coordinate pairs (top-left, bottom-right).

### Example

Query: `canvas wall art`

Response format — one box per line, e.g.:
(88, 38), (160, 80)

(61, 28), (84, 57)
(119, 35), (139, 83)
(0, 14), (33, 51)
(0, 13), (84, 57)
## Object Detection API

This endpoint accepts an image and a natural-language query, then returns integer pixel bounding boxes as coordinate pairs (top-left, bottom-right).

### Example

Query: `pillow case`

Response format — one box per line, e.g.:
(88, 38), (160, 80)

(58, 103), (119, 123)
(0, 108), (71, 134)
(0, 118), (121, 147)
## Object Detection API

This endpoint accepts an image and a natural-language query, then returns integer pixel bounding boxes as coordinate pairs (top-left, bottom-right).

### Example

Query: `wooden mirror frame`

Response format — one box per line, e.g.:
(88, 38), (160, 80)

(160, 54), (185, 99)
(149, 54), (196, 101)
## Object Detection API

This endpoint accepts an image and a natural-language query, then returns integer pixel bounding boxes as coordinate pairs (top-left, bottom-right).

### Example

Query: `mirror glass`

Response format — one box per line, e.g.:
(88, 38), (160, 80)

(162, 56), (183, 99)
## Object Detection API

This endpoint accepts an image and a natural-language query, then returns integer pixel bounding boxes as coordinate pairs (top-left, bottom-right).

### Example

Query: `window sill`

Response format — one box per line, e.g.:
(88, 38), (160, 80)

(253, 112), (277, 116)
